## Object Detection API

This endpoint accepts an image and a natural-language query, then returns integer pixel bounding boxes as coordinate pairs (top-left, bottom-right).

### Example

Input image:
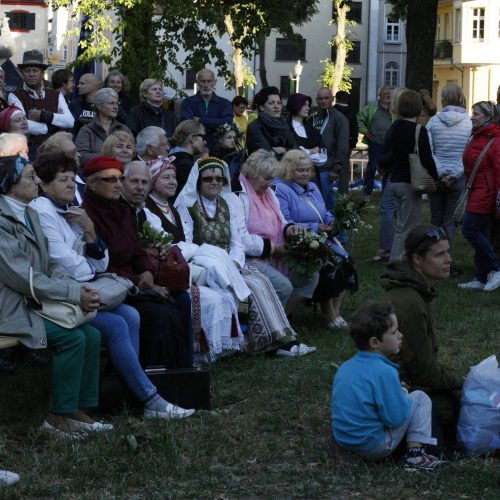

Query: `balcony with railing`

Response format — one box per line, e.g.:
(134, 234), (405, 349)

(434, 40), (453, 59)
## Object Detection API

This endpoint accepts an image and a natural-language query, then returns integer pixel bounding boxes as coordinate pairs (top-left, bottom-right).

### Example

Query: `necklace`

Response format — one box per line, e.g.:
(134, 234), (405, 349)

(199, 195), (219, 222)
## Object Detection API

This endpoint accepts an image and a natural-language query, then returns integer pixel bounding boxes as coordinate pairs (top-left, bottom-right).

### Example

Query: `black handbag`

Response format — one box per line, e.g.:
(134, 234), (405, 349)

(99, 367), (211, 414)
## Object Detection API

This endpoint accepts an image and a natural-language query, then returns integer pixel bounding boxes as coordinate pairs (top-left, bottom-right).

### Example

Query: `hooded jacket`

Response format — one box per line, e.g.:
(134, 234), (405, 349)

(380, 260), (463, 393)
(426, 106), (472, 179)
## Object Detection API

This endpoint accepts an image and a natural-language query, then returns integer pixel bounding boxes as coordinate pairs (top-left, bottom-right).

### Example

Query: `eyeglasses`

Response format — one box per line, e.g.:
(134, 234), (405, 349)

(96, 175), (124, 184)
(201, 176), (226, 184)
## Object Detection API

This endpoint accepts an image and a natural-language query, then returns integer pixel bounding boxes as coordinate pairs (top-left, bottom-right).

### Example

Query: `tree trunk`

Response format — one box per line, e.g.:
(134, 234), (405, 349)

(332, 2), (348, 96)
(224, 15), (245, 96)
(257, 34), (269, 89)
(405, 0), (438, 94)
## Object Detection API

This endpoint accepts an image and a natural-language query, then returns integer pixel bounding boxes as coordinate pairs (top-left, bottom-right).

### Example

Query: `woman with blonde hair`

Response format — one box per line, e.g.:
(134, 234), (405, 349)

(101, 130), (136, 165)
(126, 78), (178, 137)
(274, 149), (358, 328)
(427, 83), (471, 249)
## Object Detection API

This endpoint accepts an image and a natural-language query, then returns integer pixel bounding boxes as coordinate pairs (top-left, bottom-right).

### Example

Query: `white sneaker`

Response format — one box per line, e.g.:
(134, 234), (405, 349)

(0, 470), (20, 486)
(144, 402), (195, 420)
(67, 419), (114, 432)
(484, 271), (500, 292)
(457, 279), (485, 290)
(328, 317), (348, 329)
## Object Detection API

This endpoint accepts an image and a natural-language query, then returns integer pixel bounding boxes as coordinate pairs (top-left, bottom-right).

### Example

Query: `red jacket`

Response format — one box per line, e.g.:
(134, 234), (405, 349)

(83, 190), (154, 284)
(463, 123), (500, 214)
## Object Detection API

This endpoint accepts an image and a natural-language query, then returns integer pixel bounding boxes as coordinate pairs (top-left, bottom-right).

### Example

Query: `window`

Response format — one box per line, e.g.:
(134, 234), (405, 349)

(185, 69), (197, 90)
(63, 45), (68, 61)
(435, 15), (441, 41)
(384, 62), (399, 87)
(6, 11), (35, 31)
(444, 13), (450, 40)
(279, 75), (291, 98)
(330, 41), (361, 64)
(275, 38), (306, 61)
(472, 8), (485, 41)
(348, 2), (362, 23)
(454, 8), (462, 42)
(385, 17), (400, 43)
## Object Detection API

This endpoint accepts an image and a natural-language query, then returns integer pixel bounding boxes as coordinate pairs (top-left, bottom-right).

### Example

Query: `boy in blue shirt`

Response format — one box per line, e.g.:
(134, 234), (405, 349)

(331, 302), (445, 471)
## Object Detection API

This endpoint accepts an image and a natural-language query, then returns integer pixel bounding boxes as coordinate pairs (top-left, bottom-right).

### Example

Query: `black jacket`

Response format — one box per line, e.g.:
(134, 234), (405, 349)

(126, 102), (179, 138)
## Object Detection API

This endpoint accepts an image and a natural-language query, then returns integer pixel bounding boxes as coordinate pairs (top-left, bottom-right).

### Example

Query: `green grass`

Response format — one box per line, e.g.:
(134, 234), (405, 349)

(1, 195), (499, 498)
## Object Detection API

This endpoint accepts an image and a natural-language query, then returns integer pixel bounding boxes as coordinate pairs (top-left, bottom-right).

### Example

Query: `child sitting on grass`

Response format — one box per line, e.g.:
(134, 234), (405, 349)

(331, 302), (446, 471)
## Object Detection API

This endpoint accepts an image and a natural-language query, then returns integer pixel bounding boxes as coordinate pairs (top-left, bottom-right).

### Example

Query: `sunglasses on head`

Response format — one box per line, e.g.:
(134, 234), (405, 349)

(201, 175), (226, 184)
(96, 175), (125, 184)
(412, 227), (447, 251)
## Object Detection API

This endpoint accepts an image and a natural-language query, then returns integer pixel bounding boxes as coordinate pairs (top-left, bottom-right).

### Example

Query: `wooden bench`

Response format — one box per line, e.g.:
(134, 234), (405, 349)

(0, 337), (19, 351)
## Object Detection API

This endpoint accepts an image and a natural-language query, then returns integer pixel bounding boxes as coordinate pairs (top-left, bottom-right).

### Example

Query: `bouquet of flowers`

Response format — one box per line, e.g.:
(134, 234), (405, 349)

(284, 230), (331, 280)
(138, 221), (173, 254)
(332, 191), (370, 235)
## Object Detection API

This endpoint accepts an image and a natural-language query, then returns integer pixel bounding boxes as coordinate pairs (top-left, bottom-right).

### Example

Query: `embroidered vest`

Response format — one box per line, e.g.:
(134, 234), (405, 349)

(14, 88), (60, 146)
(189, 197), (231, 252)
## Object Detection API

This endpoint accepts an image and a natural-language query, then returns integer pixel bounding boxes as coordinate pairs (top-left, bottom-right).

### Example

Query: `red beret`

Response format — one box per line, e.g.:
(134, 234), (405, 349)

(83, 156), (124, 177)
(0, 105), (23, 133)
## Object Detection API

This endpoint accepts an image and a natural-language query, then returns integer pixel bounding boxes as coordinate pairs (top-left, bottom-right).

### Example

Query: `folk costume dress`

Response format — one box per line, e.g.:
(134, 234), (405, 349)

(175, 157), (295, 352)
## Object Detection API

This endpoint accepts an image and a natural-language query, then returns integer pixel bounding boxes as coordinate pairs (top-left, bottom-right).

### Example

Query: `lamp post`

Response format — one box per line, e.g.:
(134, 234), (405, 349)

(289, 60), (304, 94)
(294, 59), (303, 93)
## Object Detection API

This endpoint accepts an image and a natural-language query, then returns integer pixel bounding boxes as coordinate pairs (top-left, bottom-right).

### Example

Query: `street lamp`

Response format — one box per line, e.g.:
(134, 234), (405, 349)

(289, 59), (304, 94)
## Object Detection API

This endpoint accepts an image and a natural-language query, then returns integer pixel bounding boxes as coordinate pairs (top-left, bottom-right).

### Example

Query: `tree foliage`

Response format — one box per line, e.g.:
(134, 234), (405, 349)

(51, 0), (319, 96)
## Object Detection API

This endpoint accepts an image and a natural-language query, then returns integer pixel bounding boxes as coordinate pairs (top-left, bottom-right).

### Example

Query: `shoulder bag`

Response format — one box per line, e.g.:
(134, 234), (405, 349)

(410, 124), (437, 193)
(28, 267), (96, 329)
(453, 137), (496, 227)
(90, 272), (135, 311)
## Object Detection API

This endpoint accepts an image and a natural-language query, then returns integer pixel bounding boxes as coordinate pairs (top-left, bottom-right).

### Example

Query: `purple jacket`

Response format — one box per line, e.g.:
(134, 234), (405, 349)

(273, 179), (334, 233)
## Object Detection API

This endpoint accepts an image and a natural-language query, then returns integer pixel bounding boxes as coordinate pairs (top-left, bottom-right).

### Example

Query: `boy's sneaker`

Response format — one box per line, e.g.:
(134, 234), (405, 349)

(483, 270), (500, 292)
(457, 279), (485, 290)
(403, 451), (448, 471)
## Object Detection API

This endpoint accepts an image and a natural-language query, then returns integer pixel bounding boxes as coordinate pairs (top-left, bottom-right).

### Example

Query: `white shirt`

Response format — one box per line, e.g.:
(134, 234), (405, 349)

(8, 89), (74, 135)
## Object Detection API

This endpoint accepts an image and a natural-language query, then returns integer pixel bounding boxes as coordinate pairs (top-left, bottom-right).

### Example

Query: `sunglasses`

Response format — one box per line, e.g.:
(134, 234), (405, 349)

(201, 175), (226, 184)
(412, 227), (447, 252)
(96, 175), (125, 184)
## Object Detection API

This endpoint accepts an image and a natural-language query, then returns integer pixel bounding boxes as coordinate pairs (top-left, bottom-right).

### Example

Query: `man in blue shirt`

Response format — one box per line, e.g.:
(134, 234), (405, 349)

(180, 69), (233, 147)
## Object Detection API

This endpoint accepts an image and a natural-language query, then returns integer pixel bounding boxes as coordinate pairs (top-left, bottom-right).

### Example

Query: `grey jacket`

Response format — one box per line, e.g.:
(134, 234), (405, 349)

(0, 197), (82, 349)
(313, 107), (350, 173)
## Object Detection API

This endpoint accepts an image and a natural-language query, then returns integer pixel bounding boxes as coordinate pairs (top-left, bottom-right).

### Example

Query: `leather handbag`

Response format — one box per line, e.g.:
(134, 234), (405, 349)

(453, 137), (496, 226)
(149, 245), (190, 292)
(99, 366), (211, 414)
(90, 272), (135, 311)
(410, 124), (437, 193)
(28, 267), (96, 329)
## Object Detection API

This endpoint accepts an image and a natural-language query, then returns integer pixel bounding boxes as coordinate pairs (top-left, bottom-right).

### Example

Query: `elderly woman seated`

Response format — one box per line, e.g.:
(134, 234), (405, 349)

(81, 156), (193, 370)
(75, 88), (132, 167)
(230, 149), (319, 315)
(136, 126), (170, 163)
(101, 130), (136, 165)
(30, 153), (193, 420)
(273, 149), (358, 328)
(175, 156), (309, 354)
(0, 155), (108, 437)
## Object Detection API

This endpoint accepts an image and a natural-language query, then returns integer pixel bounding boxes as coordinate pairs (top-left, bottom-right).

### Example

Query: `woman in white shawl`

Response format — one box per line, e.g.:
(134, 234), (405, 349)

(175, 156), (311, 354)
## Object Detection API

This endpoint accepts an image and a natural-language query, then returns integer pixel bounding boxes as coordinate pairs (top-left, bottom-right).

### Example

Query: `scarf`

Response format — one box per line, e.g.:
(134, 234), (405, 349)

(239, 173), (284, 246)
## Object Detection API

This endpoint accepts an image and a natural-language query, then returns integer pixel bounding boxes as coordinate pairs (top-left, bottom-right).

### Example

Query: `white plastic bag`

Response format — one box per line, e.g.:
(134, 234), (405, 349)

(457, 355), (500, 456)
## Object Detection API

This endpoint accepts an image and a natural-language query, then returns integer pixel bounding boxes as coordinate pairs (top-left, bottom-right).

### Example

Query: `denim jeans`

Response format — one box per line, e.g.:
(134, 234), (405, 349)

(319, 170), (336, 212)
(461, 211), (500, 282)
(90, 303), (157, 402)
(379, 176), (395, 252)
(363, 141), (385, 196)
(429, 177), (464, 248)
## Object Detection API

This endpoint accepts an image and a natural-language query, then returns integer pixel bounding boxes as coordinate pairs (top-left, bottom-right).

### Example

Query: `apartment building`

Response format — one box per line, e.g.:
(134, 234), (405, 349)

(434, 0), (500, 108)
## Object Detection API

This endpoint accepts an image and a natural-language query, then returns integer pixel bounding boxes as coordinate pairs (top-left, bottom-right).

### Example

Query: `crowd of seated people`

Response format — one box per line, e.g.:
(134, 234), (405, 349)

(1, 50), (494, 465)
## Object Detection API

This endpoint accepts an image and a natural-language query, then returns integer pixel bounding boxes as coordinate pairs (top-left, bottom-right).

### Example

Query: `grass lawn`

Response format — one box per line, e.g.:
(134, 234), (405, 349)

(1, 194), (499, 498)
